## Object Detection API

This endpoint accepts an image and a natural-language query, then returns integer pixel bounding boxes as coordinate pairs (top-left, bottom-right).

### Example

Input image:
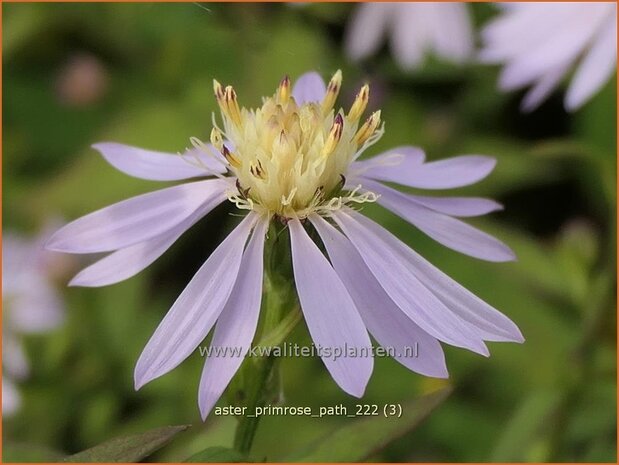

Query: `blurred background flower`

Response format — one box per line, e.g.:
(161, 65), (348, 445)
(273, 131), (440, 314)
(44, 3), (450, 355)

(3, 2), (616, 463)
(55, 52), (109, 108)
(345, 2), (474, 70)
(2, 223), (74, 417)
(479, 2), (617, 111)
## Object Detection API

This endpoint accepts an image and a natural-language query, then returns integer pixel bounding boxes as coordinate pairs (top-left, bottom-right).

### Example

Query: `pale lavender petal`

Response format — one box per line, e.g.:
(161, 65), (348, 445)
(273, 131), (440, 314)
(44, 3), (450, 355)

(134, 213), (258, 389)
(2, 378), (21, 417)
(429, 3), (473, 63)
(329, 209), (522, 343)
(345, 3), (392, 62)
(9, 280), (64, 333)
(46, 178), (230, 253)
(349, 146), (425, 178)
(359, 154), (496, 189)
(391, 3), (427, 69)
(2, 234), (32, 294)
(390, 236), (524, 343)
(289, 218), (373, 397)
(520, 63), (570, 112)
(70, 234), (182, 288)
(566, 15), (617, 111)
(363, 179), (515, 262)
(345, 206), (523, 342)
(479, 4), (558, 63)
(198, 216), (268, 419)
(310, 214), (448, 378)
(292, 72), (327, 105)
(69, 192), (226, 287)
(3, 334), (29, 379)
(348, 175), (502, 217)
(375, 189), (503, 218)
(333, 209), (489, 356)
(494, 2), (520, 12)
(498, 6), (608, 91)
(93, 142), (226, 181)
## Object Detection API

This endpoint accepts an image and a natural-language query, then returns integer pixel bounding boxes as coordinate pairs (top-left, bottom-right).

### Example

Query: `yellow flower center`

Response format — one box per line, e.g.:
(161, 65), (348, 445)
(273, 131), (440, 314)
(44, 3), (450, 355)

(206, 71), (382, 219)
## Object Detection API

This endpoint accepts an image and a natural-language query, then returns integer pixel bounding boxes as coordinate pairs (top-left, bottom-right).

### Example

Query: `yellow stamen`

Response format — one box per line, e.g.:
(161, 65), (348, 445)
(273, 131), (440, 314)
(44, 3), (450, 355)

(222, 145), (241, 168)
(250, 159), (267, 180)
(347, 84), (369, 121)
(321, 113), (344, 157)
(224, 86), (243, 127)
(213, 79), (224, 99)
(277, 75), (291, 104)
(354, 110), (381, 145)
(321, 70), (342, 113)
(213, 80), (242, 127)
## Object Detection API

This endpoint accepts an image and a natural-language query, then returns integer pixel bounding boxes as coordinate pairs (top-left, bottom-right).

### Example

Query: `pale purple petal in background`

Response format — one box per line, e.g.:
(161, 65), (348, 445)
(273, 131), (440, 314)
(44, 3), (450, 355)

(345, 3), (393, 62)
(8, 280), (64, 333)
(2, 379), (21, 417)
(362, 179), (515, 262)
(93, 142), (225, 181)
(292, 72), (327, 105)
(68, 190), (227, 287)
(3, 234), (48, 296)
(289, 218), (373, 397)
(310, 215), (448, 378)
(481, 2), (616, 111)
(499, 25), (596, 91)
(2, 235), (33, 295)
(520, 63), (571, 112)
(498, 6), (608, 91)
(134, 213), (257, 389)
(198, 217), (268, 419)
(481, 4), (583, 64)
(429, 2), (473, 63)
(3, 230), (67, 333)
(46, 179), (230, 253)
(391, 4), (426, 69)
(566, 16), (617, 110)
(346, 3), (473, 69)
(3, 226), (70, 417)
(358, 155), (496, 189)
(333, 210), (489, 356)
(2, 334), (30, 379)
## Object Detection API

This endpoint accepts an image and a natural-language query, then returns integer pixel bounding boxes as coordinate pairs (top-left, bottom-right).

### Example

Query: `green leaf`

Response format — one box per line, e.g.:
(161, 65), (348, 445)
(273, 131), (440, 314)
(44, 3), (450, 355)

(184, 446), (249, 463)
(63, 425), (190, 462)
(491, 391), (563, 462)
(283, 387), (452, 462)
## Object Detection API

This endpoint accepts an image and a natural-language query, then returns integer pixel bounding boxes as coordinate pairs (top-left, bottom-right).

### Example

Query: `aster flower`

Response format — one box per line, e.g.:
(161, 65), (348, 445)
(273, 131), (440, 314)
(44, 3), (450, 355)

(345, 2), (474, 70)
(479, 2), (617, 111)
(3, 227), (67, 416)
(47, 70), (523, 420)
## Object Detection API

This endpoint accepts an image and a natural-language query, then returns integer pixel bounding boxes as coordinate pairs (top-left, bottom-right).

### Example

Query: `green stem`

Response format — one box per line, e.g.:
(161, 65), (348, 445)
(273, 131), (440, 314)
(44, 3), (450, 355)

(232, 223), (298, 455)
(232, 354), (277, 455)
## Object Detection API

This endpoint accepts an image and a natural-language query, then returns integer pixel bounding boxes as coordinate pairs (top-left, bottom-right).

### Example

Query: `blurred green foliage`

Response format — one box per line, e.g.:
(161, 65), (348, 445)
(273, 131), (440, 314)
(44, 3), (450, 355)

(3, 2), (616, 462)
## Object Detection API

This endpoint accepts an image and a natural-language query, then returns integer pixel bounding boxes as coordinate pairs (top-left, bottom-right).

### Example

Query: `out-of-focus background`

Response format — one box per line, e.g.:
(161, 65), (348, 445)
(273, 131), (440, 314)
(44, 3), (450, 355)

(3, 2), (616, 462)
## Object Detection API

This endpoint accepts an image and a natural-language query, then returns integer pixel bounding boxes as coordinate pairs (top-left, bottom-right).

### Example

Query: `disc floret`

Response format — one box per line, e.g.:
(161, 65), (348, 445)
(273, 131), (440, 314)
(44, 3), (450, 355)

(206, 71), (382, 219)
